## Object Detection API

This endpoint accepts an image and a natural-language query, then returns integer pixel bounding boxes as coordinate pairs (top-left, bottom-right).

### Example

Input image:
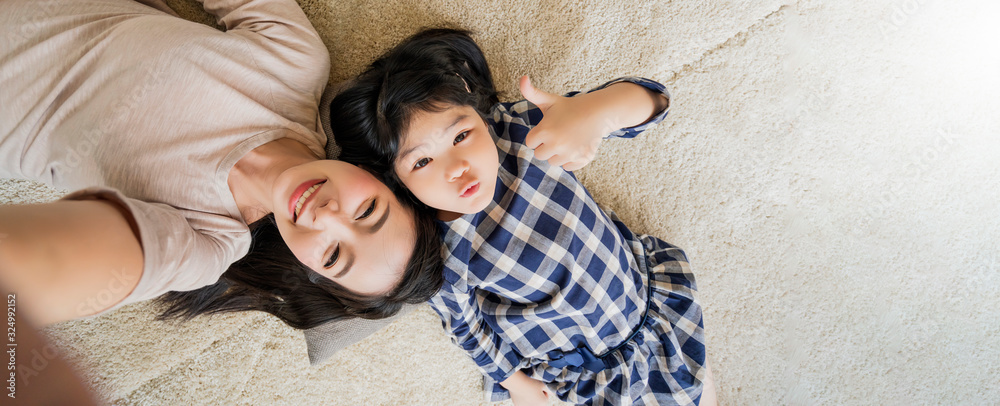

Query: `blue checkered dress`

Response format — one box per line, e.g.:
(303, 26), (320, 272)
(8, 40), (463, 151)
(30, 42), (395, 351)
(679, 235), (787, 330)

(428, 78), (706, 405)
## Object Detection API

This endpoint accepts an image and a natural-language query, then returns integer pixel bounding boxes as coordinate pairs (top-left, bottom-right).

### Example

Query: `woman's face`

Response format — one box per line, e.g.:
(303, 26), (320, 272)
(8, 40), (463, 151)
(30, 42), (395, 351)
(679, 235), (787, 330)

(393, 104), (499, 217)
(272, 160), (415, 296)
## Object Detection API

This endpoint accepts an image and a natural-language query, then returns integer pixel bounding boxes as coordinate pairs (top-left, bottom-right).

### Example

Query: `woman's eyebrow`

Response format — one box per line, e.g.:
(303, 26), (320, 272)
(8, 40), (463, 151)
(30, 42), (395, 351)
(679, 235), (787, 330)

(370, 203), (390, 234)
(333, 204), (390, 278)
(333, 253), (354, 278)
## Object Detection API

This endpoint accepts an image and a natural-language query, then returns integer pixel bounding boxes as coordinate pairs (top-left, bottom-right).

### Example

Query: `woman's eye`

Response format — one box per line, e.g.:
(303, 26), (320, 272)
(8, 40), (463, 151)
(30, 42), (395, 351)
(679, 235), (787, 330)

(324, 245), (339, 268)
(453, 131), (469, 145)
(358, 199), (376, 220)
(414, 158), (431, 169)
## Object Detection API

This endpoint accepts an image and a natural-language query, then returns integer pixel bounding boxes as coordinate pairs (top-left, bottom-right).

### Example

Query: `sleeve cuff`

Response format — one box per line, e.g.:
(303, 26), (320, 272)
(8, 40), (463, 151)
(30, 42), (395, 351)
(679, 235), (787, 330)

(483, 374), (512, 402)
(566, 76), (671, 139)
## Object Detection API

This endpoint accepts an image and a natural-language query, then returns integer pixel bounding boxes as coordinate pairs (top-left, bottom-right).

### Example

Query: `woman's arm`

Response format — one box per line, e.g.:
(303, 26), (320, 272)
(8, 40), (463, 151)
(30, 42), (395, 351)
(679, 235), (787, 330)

(0, 200), (143, 325)
(197, 0), (330, 97)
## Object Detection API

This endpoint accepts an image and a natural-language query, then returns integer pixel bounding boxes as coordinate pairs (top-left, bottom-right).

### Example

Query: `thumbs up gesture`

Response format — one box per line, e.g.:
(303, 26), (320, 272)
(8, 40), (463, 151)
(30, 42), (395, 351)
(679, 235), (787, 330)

(520, 75), (610, 171)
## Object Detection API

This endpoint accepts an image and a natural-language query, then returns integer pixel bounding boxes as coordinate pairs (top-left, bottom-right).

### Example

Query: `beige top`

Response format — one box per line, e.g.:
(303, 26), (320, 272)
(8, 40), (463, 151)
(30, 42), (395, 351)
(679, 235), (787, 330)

(0, 0), (331, 313)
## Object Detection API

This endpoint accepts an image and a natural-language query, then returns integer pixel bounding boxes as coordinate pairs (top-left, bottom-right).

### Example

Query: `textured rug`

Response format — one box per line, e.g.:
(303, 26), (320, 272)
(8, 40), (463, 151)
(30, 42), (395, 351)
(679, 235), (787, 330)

(2, 0), (998, 404)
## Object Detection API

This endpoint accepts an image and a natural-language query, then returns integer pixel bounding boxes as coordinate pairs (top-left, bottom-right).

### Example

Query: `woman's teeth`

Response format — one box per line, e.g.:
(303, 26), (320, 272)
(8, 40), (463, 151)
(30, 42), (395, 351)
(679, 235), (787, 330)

(294, 183), (321, 219)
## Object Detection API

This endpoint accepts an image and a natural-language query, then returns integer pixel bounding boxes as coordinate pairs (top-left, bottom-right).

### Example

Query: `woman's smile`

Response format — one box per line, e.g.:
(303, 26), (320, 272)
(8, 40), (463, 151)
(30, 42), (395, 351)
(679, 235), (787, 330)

(290, 179), (326, 222)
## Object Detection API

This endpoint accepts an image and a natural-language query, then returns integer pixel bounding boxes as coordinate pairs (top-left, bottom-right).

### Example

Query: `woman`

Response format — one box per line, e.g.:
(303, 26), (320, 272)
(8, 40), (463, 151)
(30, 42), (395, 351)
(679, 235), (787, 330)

(0, 0), (442, 327)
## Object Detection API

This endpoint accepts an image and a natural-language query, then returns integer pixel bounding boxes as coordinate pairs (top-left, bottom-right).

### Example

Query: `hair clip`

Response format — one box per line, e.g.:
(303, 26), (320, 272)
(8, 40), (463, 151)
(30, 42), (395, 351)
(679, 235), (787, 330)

(455, 73), (471, 93)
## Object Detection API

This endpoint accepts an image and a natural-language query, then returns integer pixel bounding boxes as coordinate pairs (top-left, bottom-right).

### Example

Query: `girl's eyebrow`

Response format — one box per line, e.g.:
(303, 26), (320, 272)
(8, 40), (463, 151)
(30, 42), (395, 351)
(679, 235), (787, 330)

(399, 114), (470, 159)
(443, 115), (468, 133)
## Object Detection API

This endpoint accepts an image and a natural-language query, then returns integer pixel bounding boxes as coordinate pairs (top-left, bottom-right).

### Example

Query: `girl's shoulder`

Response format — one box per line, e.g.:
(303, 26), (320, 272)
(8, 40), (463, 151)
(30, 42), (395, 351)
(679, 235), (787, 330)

(488, 100), (543, 150)
(490, 100), (544, 128)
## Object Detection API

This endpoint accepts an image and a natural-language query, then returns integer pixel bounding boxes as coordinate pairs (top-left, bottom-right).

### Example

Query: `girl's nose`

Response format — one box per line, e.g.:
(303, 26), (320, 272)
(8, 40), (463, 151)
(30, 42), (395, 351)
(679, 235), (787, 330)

(447, 159), (470, 182)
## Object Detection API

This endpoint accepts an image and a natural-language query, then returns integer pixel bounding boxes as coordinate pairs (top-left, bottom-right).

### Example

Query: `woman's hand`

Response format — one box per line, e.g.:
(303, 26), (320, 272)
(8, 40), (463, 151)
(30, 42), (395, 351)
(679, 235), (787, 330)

(501, 370), (551, 406)
(519, 75), (668, 171)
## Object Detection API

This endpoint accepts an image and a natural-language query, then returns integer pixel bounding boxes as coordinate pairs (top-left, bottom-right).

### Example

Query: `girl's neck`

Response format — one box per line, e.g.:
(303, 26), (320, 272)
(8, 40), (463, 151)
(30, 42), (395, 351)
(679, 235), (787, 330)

(228, 137), (320, 224)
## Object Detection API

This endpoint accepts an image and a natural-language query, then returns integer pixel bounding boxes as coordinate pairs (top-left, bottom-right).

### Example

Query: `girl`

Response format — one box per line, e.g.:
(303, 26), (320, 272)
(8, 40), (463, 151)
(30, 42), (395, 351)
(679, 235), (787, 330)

(331, 29), (713, 405)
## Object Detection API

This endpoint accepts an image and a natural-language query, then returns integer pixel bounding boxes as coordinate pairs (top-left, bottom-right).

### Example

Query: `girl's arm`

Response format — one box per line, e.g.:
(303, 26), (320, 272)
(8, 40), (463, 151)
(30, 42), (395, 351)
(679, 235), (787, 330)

(428, 278), (525, 401)
(518, 76), (670, 171)
(0, 200), (143, 325)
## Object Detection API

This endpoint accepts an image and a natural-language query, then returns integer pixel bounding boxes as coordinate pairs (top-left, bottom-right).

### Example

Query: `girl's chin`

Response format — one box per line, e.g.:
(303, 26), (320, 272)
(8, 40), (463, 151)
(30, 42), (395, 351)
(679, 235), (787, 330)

(472, 197), (493, 212)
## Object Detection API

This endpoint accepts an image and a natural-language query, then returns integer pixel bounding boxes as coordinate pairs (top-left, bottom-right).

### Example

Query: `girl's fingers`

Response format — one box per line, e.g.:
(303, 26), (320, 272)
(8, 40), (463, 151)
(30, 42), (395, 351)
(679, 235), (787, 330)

(531, 142), (557, 161)
(547, 154), (570, 168)
(519, 75), (557, 110)
(524, 127), (546, 149)
(562, 160), (586, 172)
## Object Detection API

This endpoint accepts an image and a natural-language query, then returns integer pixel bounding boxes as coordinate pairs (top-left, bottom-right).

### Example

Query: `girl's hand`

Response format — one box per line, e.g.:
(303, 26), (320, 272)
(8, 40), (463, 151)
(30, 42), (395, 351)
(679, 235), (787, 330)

(520, 75), (607, 171)
(519, 75), (668, 171)
(501, 370), (551, 406)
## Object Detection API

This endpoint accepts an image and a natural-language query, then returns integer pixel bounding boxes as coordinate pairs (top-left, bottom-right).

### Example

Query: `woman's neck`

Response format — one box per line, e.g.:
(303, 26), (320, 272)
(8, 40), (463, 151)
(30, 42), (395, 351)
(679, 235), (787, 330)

(228, 138), (319, 224)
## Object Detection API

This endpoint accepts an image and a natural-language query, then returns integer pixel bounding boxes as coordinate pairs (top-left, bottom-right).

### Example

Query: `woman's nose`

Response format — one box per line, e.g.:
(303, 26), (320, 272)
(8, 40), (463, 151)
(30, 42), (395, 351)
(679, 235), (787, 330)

(318, 199), (337, 212)
(313, 199), (345, 227)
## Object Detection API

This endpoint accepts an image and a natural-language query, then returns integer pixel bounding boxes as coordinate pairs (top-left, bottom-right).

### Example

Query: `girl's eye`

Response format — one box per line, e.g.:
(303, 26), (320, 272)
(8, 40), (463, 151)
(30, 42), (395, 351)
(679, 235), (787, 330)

(357, 199), (376, 220)
(414, 157), (432, 169)
(453, 131), (469, 145)
(324, 245), (339, 269)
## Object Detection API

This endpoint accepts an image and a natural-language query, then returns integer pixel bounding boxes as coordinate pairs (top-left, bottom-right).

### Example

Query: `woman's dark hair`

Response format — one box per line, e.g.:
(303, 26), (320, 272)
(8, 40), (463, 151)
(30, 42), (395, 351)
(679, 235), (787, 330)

(157, 206), (444, 330)
(330, 28), (499, 206)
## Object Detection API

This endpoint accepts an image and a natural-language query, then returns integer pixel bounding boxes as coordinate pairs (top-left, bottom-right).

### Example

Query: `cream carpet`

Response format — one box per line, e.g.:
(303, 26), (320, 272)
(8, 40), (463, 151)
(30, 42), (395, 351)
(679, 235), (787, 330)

(2, 0), (998, 404)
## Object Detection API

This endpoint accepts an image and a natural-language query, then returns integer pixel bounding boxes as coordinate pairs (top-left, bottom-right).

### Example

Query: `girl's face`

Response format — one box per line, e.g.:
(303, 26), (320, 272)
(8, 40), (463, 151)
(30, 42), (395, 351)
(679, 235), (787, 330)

(272, 160), (415, 296)
(394, 104), (500, 218)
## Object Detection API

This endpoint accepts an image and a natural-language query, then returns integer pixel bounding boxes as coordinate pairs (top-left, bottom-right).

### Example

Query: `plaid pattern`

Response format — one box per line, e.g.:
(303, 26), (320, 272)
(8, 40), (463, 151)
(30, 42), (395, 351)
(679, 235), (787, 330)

(428, 78), (706, 405)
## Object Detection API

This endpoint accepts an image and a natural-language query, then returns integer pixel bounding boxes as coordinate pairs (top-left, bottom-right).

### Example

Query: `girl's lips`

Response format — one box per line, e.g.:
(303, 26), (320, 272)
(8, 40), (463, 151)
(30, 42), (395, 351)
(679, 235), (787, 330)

(289, 179), (325, 222)
(460, 182), (480, 198)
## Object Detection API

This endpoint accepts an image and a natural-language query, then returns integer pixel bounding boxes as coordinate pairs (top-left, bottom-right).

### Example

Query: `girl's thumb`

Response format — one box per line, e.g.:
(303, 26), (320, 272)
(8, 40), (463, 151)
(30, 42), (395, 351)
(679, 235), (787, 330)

(519, 75), (555, 107)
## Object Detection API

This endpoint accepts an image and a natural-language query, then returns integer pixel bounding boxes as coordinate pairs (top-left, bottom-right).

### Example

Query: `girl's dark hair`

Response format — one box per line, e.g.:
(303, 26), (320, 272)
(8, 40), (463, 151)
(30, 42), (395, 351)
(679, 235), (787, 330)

(330, 28), (498, 205)
(157, 207), (444, 330)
